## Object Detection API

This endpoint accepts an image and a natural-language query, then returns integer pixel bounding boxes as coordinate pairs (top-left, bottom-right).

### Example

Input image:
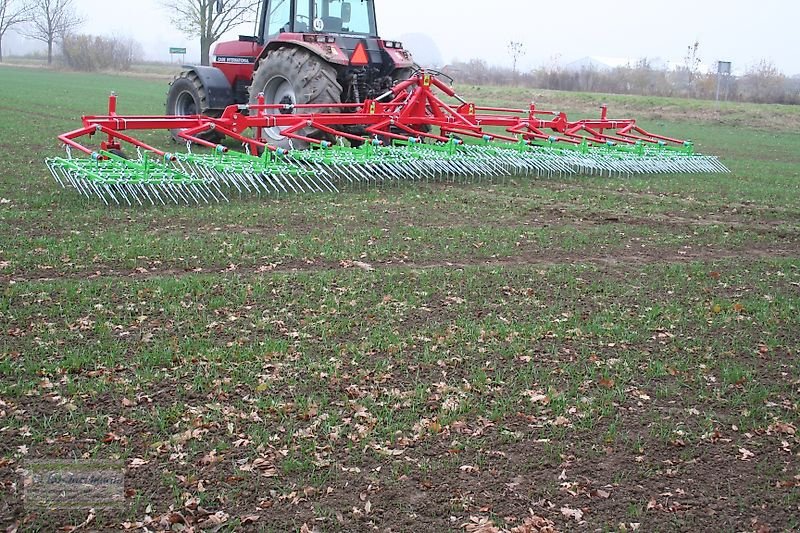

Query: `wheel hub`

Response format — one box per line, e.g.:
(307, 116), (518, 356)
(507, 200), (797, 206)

(175, 91), (197, 116)
(263, 75), (297, 141)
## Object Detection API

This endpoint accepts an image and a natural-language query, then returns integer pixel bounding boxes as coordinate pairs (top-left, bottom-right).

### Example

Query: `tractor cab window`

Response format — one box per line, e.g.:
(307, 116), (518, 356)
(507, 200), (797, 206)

(267, 0), (292, 36)
(312, 0), (374, 35)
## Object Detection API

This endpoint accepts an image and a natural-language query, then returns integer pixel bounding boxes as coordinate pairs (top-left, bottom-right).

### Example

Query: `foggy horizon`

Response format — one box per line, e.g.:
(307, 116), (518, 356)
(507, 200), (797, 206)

(2, 0), (798, 76)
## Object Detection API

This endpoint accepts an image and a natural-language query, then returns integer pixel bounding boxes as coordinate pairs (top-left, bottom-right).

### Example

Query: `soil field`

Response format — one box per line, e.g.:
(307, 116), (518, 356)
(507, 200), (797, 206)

(0, 65), (799, 532)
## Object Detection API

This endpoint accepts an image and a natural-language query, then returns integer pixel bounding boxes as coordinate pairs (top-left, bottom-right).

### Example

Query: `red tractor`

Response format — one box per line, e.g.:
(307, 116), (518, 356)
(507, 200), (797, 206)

(166, 0), (415, 148)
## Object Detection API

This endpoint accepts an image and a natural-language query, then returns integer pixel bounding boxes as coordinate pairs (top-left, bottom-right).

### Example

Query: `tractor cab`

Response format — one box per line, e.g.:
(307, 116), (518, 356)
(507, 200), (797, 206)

(262, 0), (378, 37)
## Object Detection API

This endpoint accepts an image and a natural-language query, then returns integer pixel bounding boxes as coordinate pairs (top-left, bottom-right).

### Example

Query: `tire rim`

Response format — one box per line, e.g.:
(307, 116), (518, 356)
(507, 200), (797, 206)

(262, 75), (296, 141)
(174, 91), (198, 116)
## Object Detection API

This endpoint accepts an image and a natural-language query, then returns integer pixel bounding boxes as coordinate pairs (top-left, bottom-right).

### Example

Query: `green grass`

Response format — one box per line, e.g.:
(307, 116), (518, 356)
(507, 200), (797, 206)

(0, 65), (799, 532)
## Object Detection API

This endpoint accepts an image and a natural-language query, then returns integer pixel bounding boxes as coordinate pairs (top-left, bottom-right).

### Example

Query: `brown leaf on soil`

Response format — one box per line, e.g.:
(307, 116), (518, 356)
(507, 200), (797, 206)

(739, 447), (755, 461)
(522, 390), (550, 404)
(560, 506), (583, 522)
(197, 511), (229, 529)
(128, 457), (148, 468)
(463, 516), (501, 533)
(510, 512), (559, 533)
(770, 421), (796, 435)
(241, 515), (260, 525)
(200, 450), (220, 465)
(598, 377), (615, 389)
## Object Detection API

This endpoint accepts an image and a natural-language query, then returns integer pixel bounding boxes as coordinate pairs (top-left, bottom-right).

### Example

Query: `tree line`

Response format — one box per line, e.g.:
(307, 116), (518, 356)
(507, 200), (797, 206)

(0, 0), (256, 68)
(445, 57), (800, 106)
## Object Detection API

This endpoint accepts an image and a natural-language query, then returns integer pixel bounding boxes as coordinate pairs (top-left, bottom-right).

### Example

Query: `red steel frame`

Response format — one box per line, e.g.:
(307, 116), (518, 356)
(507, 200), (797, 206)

(58, 73), (688, 158)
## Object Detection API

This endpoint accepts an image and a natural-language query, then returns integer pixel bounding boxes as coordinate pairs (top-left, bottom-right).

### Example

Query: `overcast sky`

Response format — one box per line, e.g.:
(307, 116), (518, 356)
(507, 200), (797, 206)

(4, 0), (798, 75)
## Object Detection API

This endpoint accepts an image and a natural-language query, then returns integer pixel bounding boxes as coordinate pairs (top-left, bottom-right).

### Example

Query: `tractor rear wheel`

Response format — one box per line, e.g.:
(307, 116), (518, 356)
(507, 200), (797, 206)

(166, 71), (223, 144)
(249, 47), (342, 150)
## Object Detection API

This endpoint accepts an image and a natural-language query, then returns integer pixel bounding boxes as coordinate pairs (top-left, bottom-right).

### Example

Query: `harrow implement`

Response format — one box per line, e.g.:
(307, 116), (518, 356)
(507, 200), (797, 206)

(49, 72), (728, 206)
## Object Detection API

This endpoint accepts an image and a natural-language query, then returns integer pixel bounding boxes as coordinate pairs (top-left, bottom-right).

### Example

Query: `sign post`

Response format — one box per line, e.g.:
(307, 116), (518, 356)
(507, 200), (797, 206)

(716, 61), (732, 102)
(169, 47), (187, 64)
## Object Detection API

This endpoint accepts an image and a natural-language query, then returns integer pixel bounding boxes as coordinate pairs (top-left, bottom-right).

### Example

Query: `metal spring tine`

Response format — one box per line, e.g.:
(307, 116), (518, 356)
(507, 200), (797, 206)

(73, 174), (93, 198)
(276, 171), (298, 193)
(255, 171), (279, 193)
(286, 170), (307, 193)
(121, 182), (143, 206)
(371, 162), (394, 182)
(148, 182), (167, 205)
(317, 161), (345, 184)
(85, 180), (110, 205)
(252, 169), (276, 193)
(202, 180), (222, 202)
(271, 170), (290, 193)
(312, 170), (334, 192)
(105, 183), (126, 206)
(111, 182), (133, 206)
(239, 171), (264, 194)
(184, 181), (206, 204)
(209, 177), (230, 202)
(191, 182), (213, 204)
(349, 162), (373, 184)
(137, 182), (157, 206)
(157, 182), (180, 205)
(296, 170), (321, 193)
(172, 181), (193, 205)
(317, 168), (340, 193)
(229, 170), (253, 193)
(186, 181), (207, 204)
(48, 161), (65, 187)
(219, 170), (243, 193)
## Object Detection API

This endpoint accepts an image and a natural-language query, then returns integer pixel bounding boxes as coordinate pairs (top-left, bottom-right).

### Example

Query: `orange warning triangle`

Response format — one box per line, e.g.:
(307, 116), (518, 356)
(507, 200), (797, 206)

(350, 42), (369, 65)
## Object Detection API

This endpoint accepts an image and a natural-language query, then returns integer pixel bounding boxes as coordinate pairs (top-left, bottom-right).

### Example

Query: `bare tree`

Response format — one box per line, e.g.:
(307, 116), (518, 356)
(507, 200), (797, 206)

(25, 0), (82, 64)
(0, 0), (32, 62)
(508, 40), (525, 77)
(161, 0), (260, 66)
(682, 40), (701, 83)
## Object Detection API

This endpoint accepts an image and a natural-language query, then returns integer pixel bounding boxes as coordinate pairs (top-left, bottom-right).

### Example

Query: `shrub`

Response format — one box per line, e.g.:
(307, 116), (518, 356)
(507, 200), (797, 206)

(61, 34), (142, 71)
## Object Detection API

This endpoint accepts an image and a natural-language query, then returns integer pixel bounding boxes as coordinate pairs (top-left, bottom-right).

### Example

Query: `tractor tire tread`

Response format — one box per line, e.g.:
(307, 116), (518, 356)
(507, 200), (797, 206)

(249, 46), (342, 150)
(167, 71), (222, 143)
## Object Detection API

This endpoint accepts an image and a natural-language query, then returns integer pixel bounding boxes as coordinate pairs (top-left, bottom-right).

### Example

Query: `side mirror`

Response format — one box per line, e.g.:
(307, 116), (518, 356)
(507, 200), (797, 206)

(341, 2), (351, 23)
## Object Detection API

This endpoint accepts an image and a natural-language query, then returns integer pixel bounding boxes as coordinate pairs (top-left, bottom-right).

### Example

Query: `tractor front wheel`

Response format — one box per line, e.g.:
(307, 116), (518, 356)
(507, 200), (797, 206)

(249, 47), (342, 150)
(166, 71), (223, 143)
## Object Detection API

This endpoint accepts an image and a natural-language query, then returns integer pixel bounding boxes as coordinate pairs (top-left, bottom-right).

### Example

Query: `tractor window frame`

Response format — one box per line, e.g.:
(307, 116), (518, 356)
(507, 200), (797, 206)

(312, 0), (377, 36)
(263, 0), (293, 37)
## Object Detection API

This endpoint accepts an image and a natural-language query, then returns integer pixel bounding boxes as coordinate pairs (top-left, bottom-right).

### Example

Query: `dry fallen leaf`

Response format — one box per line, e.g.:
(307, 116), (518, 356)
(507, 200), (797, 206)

(463, 516), (501, 533)
(352, 261), (375, 272)
(509, 512), (558, 533)
(739, 447), (755, 461)
(560, 506), (583, 522)
(771, 422), (796, 435)
(198, 511), (229, 529)
(598, 377), (615, 389)
(128, 458), (148, 468)
(522, 391), (549, 404)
